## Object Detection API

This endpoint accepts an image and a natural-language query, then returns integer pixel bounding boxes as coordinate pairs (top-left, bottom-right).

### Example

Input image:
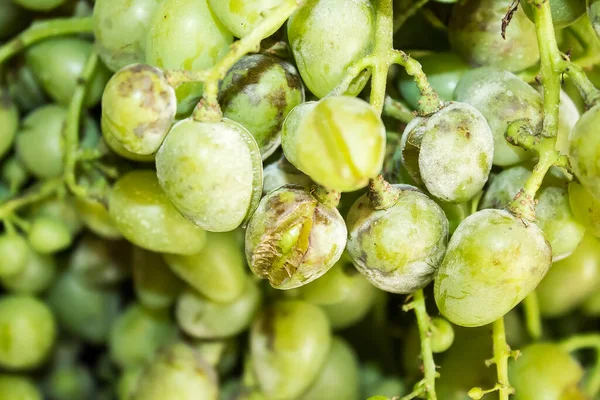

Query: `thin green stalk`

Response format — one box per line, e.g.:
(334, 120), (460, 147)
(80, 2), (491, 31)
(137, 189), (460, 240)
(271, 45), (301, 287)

(564, 62), (600, 107)
(383, 95), (414, 123)
(560, 334), (600, 397)
(523, 292), (542, 340)
(394, 0), (430, 32)
(369, 0), (395, 115)
(412, 289), (438, 400)
(492, 318), (513, 400)
(0, 178), (63, 220)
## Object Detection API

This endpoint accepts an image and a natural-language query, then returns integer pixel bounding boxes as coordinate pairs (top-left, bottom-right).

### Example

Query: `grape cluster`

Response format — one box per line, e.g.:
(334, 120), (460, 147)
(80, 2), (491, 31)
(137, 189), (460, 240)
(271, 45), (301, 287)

(1, 0), (600, 399)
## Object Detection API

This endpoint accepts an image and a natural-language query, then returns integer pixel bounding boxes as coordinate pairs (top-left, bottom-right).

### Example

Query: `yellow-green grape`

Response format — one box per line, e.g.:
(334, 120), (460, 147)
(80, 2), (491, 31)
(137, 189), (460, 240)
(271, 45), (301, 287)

(131, 343), (219, 400)
(1, 156), (29, 193)
(101, 64), (176, 156)
(0, 234), (29, 278)
(282, 97), (386, 192)
(163, 231), (246, 303)
(102, 130), (156, 163)
(401, 102), (493, 202)
(93, 0), (162, 72)
(208, 0), (285, 38)
(509, 343), (584, 400)
(30, 196), (82, 237)
(287, 0), (375, 98)
(219, 54), (305, 159)
(591, 0), (600, 39)
(2, 246), (56, 295)
(75, 198), (123, 239)
(298, 338), (360, 400)
(193, 340), (239, 376)
(0, 375), (42, 400)
(582, 287), (600, 316)
(522, 0), (586, 29)
(0, 90), (18, 160)
(245, 186), (347, 290)
(132, 247), (183, 310)
(26, 38), (111, 108)
(435, 209), (552, 327)
(155, 118), (263, 232)
(117, 366), (143, 400)
(570, 103), (600, 200)
(346, 184), (449, 294)
(262, 156), (313, 194)
(109, 304), (176, 369)
(13, 0), (65, 11)
(537, 233), (600, 317)
(454, 67), (542, 166)
(0, 295), (56, 370)
(108, 170), (207, 255)
(250, 301), (331, 399)
(27, 216), (73, 255)
(176, 275), (261, 339)
(47, 272), (121, 344)
(430, 317), (455, 353)
(448, 0), (539, 72)
(569, 181), (600, 237)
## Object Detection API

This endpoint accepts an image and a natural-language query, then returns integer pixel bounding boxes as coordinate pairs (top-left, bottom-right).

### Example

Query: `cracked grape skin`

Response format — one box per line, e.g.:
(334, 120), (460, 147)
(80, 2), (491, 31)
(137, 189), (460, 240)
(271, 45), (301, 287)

(434, 209), (552, 327)
(569, 103), (600, 201)
(401, 102), (494, 203)
(346, 185), (449, 294)
(209, 0), (286, 38)
(156, 118), (263, 233)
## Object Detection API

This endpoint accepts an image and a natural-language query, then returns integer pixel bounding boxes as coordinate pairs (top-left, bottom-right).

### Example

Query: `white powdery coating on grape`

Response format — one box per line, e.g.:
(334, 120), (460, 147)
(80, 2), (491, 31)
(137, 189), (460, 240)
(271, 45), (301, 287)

(418, 102), (494, 203)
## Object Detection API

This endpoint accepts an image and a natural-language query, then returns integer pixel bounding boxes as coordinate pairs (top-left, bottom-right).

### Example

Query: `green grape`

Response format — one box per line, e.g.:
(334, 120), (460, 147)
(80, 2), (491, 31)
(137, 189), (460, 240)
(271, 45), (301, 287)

(219, 54), (305, 159)
(26, 38), (111, 108)
(288, 0), (375, 98)
(75, 198), (123, 239)
(0, 295), (56, 370)
(346, 183), (448, 293)
(250, 301), (331, 399)
(30, 196), (82, 236)
(591, 0), (600, 39)
(262, 156), (313, 194)
(27, 216), (73, 255)
(435, 209), (552, 327)
(569, 181), (600, 237)
(0, 375), (42, 400)
(102, 130), (156, 163)
(47, 272), (121, 344)
(208, 0), (285, 38)
(131, 343), (219, 400)
(108, 170), (207, 255)
(155, 118), (263, 232)
(245, 185), (347, 290)
(480, 166), (530, 209)
(2, 156), (28, 193)
(93, 0), (162, 72)
(0, 90), (18, 160)
(522, 0), (586, 29)
(401, 102), (493, 202)
(15, 104), (66, 179)
(282, 97), (386, 192)
(0, 233), (29, 278)
(397, 52), (469, 110)
(448, 0), (539, 72)
(360, 364), (406, 400)
(298, 338), (360, 400)
(109, 304), (176, 369)
(132, 247), (183, 310)
(569, 103), (600, 200)
(509, 343), (584, 400)
(69, 235), (132, 287)
(163, 231), (246, 303)
(537, 233), (600, 317)
(44, 364), (95, 400)
(5, 64), (46, 113)
(0, 0), (30, 40)
(176, 275), (261, 339)
(430, 317), (455, 353)
(117, 367), (142, 400)
(101, 64), (177, 156)
(454, 67), (542, 166)
(13, 0), (65, 11)
(2, 246), (56, 294)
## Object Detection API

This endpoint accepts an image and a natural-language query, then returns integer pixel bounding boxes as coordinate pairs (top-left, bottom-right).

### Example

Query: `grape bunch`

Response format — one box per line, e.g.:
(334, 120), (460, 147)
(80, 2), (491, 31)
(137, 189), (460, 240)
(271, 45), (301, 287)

(0, 0), (600, 399)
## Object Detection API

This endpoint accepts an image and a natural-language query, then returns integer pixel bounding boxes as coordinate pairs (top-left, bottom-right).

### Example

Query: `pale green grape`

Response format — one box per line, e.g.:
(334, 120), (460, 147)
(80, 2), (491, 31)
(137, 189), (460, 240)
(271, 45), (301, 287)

(209, 0), (285, 38)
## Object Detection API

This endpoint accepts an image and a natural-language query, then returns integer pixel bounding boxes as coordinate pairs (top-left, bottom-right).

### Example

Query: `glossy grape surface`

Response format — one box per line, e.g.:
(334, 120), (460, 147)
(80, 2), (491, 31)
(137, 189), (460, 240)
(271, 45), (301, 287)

(208, 0), (285, 38)
(569, 103), (600, 200)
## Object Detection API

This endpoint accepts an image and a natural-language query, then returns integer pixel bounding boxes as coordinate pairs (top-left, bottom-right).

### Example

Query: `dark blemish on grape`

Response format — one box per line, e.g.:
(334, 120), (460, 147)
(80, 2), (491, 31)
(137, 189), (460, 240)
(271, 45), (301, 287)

(313, 206), (331, 226)
(76, 77), (87, 86)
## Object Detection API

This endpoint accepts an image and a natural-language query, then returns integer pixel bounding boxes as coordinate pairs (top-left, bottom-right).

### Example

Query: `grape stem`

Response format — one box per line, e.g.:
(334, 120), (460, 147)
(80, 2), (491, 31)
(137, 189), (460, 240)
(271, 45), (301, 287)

(383, 95), (415, 123)
(491, 317), (516, 400)
(0, 178), (63, 221)
(393, 0), (430, 33)
(523, 291), (542, 340)
(560, 334), (600, 397)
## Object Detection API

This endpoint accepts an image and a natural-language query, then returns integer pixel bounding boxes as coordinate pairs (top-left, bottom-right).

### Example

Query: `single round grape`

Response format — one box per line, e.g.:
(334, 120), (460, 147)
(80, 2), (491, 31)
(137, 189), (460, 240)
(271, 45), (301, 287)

(26, 37), (111, 108)
(208, 0), (285, 38)
(0, 375), (41, 400)
(454, 67), (543, 166)
(131, 343), (219, 400)
(13, 0), (65, 11)
(569, 103), (600, 200)
(250, 301), (331, 399)
(262, 156), (313, 194)
(0, 295), (56, 370)
(219, 54), (305, 159)
(176, 275), (261, 339)
(591, 0), (600, 39)
(480, 166), (531, 209)
(29, 195), (82, 236)
(2, 247), (56, 295)
(346, 184), (449, 294)
(509, 343), (584, 400)
(435, 209), (552, 327)
(397, 52), (470, 110)
(282, 96), (386, 192)
(93, 0), (162, 72)
(522, 0), (586, 29)
(245, 186), (347, 290)
(0, 234), (29, 278)
(448, 0), (539, 72)
(156, 118), (263, 232)
(108, 170), (207, 255)
(109, 304), (176, 369)
(44, 363), (95, 400)
(75, 197), (123, 239)
(5, 64), (46, 113)
(287, 0), (375, 98)
(0, 90), (18, 160)
(430, 317), (455, 353)
(401, 102), (494, 203)
(569, 181), (600, 237)
(132, 247), (183, 310)
(101, 64), (176, 156)
(1, 156), (28, 193)
(27, 216), (73, 255)
(163, 231), (247, 303)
